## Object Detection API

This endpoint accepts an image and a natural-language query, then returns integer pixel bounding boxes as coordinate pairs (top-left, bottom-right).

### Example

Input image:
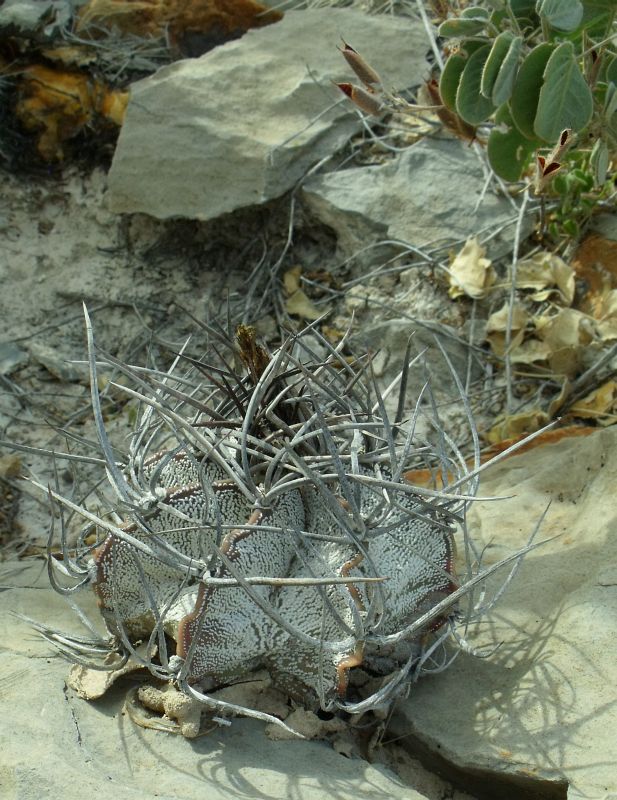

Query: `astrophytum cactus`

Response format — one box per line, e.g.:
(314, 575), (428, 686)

(33, 309), (532, 735)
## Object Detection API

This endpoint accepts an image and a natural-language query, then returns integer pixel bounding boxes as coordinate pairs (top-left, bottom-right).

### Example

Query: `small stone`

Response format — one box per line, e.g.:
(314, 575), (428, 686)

(29, 342), (81, 382)
(0, 341), (28, 375)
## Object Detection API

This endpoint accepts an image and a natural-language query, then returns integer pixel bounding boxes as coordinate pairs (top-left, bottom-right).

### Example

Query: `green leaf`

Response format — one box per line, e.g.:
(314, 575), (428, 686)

(510, 43), (554, 140)
(487, 105), (540, 181)
(481, 31), (514, 99)
(536, 0), (584, 31)
(590, 139), (609, 184)
(461, 5), (490, 18)
(581, 0), (615, 37)
(492, 35), (523, 105)
(604, 56), (617, 86)
(605, 83), (617, 122)
(439, 17), (488, 36)
(440, 54), (467, 112)
(534, 42), (593, 142)
(456, 45), (495, 124)
(510, 0), (538, 27)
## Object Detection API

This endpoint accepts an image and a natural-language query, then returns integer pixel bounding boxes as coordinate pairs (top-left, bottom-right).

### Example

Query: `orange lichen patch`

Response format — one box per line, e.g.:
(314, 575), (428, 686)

(572, 233), (617, 318)
(15, 64), (128, 160)
(480, 424), (596, 459)
(404, 425), (597, 488)
(403, 468), (454, 490)
(76, 0), (282, 44)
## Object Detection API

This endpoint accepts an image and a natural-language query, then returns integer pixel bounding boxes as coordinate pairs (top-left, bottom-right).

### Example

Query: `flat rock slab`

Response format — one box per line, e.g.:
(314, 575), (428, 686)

(389, 427), (617, 800)
(0, 561), (427, 800)
(108, 9), (428, 220)
(302, 137), (523, 258)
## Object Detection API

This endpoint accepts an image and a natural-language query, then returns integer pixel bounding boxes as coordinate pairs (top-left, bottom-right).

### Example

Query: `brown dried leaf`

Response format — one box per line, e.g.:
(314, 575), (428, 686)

(570, 381), (617, 426)
(516, 251), (575, 305)
(485, 302), (528, 357)
(448, 237), (495, 299)
(573, 233), (617, 318)
(485, 410), (549, 445)
(41, 46), (98, 68)
(283, 266), (324, 320)
(508, 338), (552, 364)
(481, 424), (595, 458)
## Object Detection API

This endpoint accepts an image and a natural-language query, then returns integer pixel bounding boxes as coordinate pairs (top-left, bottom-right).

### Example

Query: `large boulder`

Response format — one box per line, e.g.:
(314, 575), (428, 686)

(108, 9), (428, 220)
(0, 560), (430, 800)
(389, 427), (617, 800)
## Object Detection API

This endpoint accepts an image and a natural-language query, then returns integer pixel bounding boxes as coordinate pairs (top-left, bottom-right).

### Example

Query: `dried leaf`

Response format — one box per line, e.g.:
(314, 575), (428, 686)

(516, 251), (575, 305)
(41, 46), (98, 68)
(283, 266), (301, 294)
(485, 302), (528, 357)
(481, 423), (595, 458)
(283, 267), (323, 320)
(285, 290), (323, 321)
(508, 337), (552, 364)
(570, 381), (617, 425)
(535, 308), (595, 350)
(486, 409), (549, 444)
(448, 237), (495, 299)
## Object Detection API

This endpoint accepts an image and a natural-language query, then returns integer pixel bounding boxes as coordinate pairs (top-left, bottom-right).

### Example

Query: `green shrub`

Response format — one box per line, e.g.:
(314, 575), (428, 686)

(438, 0), (616, 185)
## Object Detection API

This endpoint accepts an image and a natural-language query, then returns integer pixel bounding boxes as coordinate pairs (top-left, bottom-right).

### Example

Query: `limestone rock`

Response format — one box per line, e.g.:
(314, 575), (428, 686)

(302, 138), (525, 258)
(0, 560), (430, 800)
(388, 427), (617, 800)
(108, 9), (428, 220)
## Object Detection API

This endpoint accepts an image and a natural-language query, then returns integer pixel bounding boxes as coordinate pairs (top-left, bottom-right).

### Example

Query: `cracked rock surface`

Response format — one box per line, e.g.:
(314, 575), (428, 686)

(108, 9), (428, 220)
(0, 562), (433, 800)
(388, 427), (617, 800)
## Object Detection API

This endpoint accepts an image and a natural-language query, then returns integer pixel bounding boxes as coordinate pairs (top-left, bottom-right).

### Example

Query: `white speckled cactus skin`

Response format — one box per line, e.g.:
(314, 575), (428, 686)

(46, 318), (477, 725)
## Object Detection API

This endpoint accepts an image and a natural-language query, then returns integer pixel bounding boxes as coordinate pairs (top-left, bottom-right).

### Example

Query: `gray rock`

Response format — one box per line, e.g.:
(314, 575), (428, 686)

(350, 318), (483, 401)
(108, 10), (428, 220)
(29, 341), (81, 382)
(0, 0), (71, 36)
(302, 137), (524, 258)
(388, 427), (617, 800)
(590, 212), (617, 242)
(0, 561), (430, 800)
(0, 342), (28, 375)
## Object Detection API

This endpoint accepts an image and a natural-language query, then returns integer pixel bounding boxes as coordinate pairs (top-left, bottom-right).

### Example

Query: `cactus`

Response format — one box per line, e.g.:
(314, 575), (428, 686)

(32, 308), (531, 736)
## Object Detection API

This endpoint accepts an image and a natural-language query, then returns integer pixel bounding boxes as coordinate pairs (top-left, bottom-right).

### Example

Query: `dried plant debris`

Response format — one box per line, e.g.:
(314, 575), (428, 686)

(0, 0), (282, 163)
(447, 237), (495, 300)
(13, 64), (128, 161)
(22, 309), (536, 738)
(76, 0), (282, 55)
